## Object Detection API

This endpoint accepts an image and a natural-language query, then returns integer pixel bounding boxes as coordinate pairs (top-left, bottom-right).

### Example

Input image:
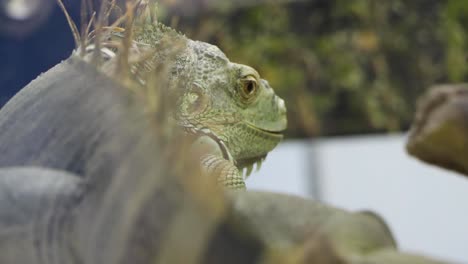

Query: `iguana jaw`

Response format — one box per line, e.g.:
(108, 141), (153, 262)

(235, 122), (284, 177)
(185, 124), (277, 177)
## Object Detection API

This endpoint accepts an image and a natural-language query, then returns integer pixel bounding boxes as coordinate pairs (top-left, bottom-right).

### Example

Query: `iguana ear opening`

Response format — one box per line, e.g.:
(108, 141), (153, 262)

(179, 83), (210, 117)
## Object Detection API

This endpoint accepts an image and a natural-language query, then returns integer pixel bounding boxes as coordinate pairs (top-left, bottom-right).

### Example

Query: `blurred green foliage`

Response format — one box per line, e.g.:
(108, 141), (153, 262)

(161, 0), (468, 138)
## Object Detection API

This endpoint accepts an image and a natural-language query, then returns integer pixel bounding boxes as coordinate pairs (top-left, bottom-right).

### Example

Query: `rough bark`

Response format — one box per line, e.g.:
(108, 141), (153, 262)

(407, 84), (468, 177)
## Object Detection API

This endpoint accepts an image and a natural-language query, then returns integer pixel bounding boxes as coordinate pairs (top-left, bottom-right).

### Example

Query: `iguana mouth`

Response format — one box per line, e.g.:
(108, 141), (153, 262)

(245, 122), (284, 138)
(257, 128), (284, 136)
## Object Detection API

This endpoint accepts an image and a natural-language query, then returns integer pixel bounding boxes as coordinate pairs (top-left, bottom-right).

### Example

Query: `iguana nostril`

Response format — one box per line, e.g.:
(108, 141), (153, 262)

(276, 97), (286, 114)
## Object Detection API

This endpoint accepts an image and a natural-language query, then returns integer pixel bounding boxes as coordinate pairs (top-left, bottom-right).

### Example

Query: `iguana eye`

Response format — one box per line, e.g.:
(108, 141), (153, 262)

(240, 76), (258, 100)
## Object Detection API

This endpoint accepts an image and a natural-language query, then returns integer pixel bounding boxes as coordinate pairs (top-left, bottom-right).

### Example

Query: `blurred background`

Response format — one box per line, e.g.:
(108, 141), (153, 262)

(1, 0), (468, 262)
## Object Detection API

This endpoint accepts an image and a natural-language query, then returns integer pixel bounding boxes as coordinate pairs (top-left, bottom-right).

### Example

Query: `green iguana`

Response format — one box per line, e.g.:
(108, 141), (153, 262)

(0, 8), (287, 190)
(0, 1), (449, 263)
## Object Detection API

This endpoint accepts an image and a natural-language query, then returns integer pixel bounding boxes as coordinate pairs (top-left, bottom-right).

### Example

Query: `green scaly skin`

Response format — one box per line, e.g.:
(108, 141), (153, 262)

(125, 23), (288, 189)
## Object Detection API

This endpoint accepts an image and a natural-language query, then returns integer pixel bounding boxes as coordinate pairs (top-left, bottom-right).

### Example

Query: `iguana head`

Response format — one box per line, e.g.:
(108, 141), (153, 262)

(131, 23), (287, 173)
(176, 40), (287, 171)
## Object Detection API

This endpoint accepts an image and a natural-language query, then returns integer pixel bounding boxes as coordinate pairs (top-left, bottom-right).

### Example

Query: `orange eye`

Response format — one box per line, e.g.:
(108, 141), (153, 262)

(241, 77), (258, 99)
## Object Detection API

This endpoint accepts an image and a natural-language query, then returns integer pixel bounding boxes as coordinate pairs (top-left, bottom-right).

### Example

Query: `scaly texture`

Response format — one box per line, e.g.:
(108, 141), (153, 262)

(104, 21), (288, 189)
(0, 2), (451, 263)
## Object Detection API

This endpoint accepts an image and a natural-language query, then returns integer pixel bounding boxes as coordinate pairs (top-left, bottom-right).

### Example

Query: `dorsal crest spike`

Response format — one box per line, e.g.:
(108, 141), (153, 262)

(56, 0), (80, 49)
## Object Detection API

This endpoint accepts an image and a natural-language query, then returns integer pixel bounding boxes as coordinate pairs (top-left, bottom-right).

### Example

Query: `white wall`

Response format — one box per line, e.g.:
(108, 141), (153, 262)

(246, 134), (468, 263)
(247, 140), (315, 197)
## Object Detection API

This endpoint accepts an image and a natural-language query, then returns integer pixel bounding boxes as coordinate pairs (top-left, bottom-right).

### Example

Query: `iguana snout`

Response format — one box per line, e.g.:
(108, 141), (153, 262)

(222, 63), (287, 164)
(242, 73), (287, 134)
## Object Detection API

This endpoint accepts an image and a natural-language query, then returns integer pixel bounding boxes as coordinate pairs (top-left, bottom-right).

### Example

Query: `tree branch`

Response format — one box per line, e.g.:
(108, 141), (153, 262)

(407, 84), (468, 177)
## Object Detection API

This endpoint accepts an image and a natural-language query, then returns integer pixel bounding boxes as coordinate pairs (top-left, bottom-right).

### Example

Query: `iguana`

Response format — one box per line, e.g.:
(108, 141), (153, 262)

(1, 7), (286, 190)
(0, 1), (449, 263)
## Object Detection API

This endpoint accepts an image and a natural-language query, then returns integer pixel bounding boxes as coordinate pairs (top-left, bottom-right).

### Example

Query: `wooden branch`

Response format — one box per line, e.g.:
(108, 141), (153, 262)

(406, 84), (468, 177)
